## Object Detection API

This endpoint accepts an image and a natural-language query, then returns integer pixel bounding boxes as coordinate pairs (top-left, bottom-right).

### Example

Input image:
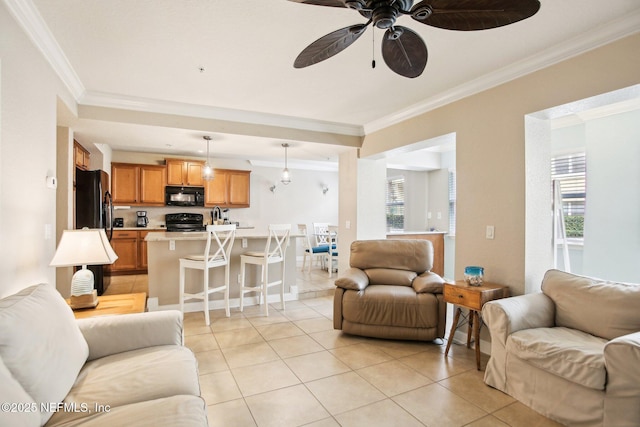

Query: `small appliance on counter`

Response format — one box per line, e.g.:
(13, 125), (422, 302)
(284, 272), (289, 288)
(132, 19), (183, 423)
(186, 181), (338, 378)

(136, 211), (149, 228)
(113, 217), (124, 228)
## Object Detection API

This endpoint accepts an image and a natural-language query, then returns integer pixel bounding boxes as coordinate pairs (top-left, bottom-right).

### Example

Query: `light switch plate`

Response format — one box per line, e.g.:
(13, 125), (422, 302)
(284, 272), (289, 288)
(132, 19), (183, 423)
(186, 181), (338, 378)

(486, 226), (495, 239)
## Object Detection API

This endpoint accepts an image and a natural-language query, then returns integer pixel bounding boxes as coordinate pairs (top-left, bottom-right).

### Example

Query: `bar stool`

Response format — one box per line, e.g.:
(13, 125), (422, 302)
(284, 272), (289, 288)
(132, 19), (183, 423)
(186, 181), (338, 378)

(179, 224), (236, 325)
(326, 225), (339, 278)
(239, 224), (291, 316)
(299, 223), (328, 273)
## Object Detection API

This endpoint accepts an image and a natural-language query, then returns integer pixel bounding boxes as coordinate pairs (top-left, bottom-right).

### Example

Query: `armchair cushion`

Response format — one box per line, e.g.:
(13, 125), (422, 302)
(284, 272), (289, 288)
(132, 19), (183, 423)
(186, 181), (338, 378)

(507, 327), (607, 390)
(542, 269), (640, 340)
(335, 268), (369, 291)
(412, 272), (445, 293)
(349, 240), (433, 272)
(0, 284), (89, 425)
(0, 357), (40, 427)
(365, 268), (416, 287)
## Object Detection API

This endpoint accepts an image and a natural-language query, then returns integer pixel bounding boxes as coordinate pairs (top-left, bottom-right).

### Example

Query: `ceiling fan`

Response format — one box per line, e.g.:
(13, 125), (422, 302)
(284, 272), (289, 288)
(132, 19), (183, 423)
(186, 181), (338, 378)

(289, 0), (541, 78)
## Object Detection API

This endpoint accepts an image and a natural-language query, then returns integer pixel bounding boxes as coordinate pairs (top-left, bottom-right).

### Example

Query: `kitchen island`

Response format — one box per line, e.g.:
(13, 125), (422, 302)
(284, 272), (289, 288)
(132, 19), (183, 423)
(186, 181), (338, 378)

(145, 229), (303, 311)
(387, 231), (447, 277)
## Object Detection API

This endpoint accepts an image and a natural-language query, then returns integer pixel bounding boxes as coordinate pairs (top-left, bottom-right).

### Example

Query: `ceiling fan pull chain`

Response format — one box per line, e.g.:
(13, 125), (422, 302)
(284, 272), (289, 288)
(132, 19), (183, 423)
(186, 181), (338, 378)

(372, 28), (376, 69)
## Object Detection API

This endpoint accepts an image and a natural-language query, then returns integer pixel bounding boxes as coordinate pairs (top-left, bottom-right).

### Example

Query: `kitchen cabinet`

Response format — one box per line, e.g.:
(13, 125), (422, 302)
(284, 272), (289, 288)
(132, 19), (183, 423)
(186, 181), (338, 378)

(166, 158), (205, 187)
(112, 163), (166, 206)
(74, 140), (91, 171)
(205, 169), (251, 208)
(108, 230), (149, 274)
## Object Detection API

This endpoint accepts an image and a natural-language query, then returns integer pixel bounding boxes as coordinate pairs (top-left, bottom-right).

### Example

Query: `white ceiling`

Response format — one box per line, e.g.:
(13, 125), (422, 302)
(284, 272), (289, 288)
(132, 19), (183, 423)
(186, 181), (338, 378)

(11, 0), (640, 168)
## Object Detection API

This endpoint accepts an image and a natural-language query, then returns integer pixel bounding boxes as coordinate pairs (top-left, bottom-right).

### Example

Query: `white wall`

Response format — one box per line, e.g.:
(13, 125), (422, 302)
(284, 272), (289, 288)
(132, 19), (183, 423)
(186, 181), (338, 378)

(0, 4), (76, 297)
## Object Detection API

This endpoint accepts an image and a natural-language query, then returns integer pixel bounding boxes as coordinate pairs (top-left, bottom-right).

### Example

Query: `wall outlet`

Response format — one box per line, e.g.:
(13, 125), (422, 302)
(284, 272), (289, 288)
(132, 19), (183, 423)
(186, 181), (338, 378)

(427, 212), (432, 219)
(437, 212), (442, 220)
(242, 238), (247, 248)
(169, 240), (175, 250)
(345, 220), (351, 229)
(237, 273), (242, 284)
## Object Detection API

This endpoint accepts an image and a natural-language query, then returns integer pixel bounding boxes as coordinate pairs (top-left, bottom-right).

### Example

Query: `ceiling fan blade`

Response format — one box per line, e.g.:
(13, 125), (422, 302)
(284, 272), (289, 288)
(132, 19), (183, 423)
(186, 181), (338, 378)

(287, 0), (347, 7)
(294, 24), (368, 68)
(381, 26), (428, 78)
(411, 0), (540, 31)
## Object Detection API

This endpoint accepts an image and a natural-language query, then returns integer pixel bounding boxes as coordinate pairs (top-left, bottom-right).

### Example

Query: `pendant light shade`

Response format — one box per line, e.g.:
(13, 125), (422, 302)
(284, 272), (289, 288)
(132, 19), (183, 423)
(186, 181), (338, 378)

(280, 143), (291, 185)
(202, 136), (214, 181)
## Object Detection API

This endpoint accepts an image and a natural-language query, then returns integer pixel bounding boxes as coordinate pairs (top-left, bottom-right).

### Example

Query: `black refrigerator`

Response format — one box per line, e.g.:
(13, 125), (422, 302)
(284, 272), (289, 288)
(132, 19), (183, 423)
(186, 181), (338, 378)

(75, 168), (114, 295)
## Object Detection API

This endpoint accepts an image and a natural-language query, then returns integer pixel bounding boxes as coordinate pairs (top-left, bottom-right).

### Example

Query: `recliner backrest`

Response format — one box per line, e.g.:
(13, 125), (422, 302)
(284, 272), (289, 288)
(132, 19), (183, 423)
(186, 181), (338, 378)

(349, 239), (433, 274)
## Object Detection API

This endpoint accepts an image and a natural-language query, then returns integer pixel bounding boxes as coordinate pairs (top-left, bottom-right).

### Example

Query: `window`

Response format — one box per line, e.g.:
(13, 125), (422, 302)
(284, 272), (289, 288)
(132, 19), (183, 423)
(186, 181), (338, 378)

(386, 176), (405, 230)
(551, 152), (586, 238)
(448, 170), (456, 235)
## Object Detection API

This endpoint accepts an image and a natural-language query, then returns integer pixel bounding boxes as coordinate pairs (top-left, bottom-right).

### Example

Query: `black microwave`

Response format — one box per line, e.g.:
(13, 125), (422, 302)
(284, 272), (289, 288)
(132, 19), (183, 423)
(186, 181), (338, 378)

(165, 186), (205, 207)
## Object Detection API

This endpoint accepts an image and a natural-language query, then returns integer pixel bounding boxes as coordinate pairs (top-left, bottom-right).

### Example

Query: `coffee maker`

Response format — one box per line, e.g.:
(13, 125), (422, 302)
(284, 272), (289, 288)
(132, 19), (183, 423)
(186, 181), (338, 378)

(136, 211), (148, 228)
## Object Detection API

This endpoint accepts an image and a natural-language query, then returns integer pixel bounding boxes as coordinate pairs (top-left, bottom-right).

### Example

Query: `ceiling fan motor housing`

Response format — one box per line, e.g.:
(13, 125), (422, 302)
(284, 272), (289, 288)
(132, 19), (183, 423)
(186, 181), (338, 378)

(359, 0), (414, 28)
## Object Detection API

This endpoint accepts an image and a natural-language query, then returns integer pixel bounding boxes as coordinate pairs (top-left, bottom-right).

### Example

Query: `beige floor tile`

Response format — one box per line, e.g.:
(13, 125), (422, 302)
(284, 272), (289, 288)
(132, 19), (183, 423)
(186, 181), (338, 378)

(366, 338), (436, 359)
(306, 371), (386, 415)
(185, 333), (220, 353)
(283, 306), (324, 321)
(268, 335), (326, 359)
(329, 343), (394, 370)
(313, 304), (334, 318)
(300, 295), (334, 307)
(393, 383), (487, 427)
(199, 370), (242, 405)
(439, 370), (515, 413)
(221, 341), (280, 369)
(399, 348), (476, 381)
(245, 384), (330, 427)
(293, 317), (334, 334)
(214, 327), (264, 349)
(356, 360), (433, 397)
(245, 310), (289, 327)
(466, 415), (511, 427)
(256, 321), (305, 341)
(184, 322), (214, 337)
(284, 350), (351, 382)
(207, 399), (256, 427)
(231, 359), (300, 396)
(309, 329), (368, 350)
(302, 418), (340, 427)
(209, 316), (253, 333)
(492, 401), (565, 427)
(334, 399), (424, 427)
(194, 349), (229, 375)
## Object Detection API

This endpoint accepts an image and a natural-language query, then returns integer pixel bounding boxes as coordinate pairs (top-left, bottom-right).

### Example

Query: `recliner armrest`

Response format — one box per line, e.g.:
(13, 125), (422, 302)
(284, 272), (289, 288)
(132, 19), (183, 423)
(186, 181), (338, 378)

(482, 293), (555, 346)
(77, 310), (184, 361)
(412, 271), (444, 293)
(335, 268), (369, 291)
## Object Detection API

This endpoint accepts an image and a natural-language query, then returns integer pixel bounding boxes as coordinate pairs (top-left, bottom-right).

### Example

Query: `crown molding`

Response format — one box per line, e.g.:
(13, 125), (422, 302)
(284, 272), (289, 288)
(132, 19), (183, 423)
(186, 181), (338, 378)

(363, 10), (640, 134)
(3, 0), (85, 99)
(79, 91), (364, 137)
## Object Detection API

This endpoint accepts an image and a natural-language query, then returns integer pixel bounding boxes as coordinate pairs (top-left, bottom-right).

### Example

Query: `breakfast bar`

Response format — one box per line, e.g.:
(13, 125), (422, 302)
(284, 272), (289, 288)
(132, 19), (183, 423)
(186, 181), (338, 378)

(145, 229), (302, 310)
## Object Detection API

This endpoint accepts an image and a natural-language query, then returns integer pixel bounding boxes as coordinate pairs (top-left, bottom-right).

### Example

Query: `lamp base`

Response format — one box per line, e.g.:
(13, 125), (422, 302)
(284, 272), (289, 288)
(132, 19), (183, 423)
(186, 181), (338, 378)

(69, 290), (99, 309)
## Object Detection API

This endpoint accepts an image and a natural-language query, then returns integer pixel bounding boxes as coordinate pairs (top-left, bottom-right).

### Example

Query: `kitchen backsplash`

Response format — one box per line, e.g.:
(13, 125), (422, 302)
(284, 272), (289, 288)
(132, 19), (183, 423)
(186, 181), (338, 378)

(112, 206), (252, 229)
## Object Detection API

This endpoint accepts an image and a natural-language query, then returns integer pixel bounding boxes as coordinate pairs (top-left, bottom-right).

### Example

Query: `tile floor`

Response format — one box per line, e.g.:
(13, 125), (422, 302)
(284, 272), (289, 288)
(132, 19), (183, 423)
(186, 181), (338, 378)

(106, 263), (562, 427)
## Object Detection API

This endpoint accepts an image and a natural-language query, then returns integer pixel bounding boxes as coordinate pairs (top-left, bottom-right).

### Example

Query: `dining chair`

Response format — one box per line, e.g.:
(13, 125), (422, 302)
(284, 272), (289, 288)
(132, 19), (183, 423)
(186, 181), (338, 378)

(179, 224), (236, 325)
(239, 224), (291, 316)
(327, 225), (339, 278)
(299, 223), (329, 273)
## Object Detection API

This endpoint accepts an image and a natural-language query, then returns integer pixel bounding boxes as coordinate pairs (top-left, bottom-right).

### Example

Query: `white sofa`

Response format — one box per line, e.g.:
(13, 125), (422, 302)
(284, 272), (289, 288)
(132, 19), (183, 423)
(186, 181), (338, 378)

(0, 284), (208, 427)
(483, 269), (640, 427)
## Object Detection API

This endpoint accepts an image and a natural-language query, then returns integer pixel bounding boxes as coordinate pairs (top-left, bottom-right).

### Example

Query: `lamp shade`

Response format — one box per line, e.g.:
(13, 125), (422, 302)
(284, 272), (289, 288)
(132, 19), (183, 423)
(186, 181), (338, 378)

(50, 229), (118, 267)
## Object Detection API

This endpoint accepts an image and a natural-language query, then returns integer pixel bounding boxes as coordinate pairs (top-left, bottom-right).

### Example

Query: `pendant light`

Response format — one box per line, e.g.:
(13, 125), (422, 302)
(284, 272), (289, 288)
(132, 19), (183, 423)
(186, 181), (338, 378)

(202, 136), (214, 181)
(280, 143), (291, 185)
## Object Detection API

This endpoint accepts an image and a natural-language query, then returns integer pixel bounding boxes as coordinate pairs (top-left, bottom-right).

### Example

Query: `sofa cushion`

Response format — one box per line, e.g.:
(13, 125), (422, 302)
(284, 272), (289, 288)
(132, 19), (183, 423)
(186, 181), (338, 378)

(412, 272), (444, 293)
(349, 240), (433, 273)
(0, 284), (89, 425)
(45, 345), (200, 427)
(507, 327), (607, 390)
(0, 357), (40, 427)
(45, 395), (207, 427)
(541, 269), (640, 340)
(365, 268), (416, 287)
(342, 285), (439, 329)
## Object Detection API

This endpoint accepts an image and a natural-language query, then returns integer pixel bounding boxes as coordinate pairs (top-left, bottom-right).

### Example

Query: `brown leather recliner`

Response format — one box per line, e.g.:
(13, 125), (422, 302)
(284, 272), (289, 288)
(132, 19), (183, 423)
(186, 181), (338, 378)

(333, 239), (446, 342)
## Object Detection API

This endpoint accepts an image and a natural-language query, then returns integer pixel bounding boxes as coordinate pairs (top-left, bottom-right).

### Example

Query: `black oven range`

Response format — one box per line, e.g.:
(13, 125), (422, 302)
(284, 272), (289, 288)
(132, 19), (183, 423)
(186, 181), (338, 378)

(165, 213), (205, 232)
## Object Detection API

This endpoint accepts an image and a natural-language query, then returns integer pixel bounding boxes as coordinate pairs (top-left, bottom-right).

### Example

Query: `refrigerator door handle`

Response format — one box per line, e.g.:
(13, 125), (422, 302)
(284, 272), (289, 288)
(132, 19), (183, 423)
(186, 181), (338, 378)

(104, 191), (114, 241)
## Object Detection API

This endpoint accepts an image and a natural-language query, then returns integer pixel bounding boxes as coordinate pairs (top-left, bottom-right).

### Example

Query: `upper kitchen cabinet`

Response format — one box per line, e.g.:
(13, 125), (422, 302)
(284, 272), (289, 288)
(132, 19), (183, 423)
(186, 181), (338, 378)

(205, 169), (251, 208)
(74, 140), (90, 170)
(166, 158), (205, 187)
(112, 162), (166, 206)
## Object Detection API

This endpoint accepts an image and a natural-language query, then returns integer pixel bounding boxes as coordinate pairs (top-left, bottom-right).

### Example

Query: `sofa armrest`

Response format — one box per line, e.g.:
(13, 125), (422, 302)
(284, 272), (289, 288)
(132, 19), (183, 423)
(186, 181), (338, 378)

(77, 310), (184, 361)
(483, 293), (555, 346)
(603, 331), (640, 426)
(335, 268), (369, 291)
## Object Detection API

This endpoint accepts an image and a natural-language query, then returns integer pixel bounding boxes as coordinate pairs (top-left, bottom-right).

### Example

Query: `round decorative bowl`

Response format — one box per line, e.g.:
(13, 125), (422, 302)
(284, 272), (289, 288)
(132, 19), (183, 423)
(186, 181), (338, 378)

(464, 266), (484, 286)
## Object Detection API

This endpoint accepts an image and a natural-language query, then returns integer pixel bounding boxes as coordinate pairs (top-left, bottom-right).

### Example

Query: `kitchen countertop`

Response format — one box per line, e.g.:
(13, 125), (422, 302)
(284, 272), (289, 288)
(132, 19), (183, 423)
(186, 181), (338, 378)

(145, 230), (303, 242)
(114, 226), (255, 232)
(386, 231), (447, 235)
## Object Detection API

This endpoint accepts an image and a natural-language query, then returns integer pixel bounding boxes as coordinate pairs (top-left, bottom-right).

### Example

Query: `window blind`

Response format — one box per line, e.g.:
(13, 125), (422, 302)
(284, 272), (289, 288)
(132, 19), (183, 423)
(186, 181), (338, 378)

(386, 176), (405, 230)
(448, 171), (456, 235)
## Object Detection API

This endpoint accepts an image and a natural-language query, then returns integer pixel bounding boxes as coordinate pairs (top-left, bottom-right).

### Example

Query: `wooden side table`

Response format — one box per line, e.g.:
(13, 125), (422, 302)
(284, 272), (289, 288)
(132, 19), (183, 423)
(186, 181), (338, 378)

(444, 281), (508, 370)
(67, 293), (147, 319)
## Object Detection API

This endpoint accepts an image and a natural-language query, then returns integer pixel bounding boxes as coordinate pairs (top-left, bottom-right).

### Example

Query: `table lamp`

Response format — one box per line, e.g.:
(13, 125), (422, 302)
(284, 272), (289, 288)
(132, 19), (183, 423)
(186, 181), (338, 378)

(50, 228), (118, 309)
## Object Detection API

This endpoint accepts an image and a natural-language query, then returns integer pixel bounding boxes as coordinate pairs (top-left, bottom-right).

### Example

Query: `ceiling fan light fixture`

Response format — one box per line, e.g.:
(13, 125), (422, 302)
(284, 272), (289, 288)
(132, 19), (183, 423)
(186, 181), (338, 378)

(411, 5), (432, 21)
(202, 136), (214, 181)
(280, 143), (291, 185)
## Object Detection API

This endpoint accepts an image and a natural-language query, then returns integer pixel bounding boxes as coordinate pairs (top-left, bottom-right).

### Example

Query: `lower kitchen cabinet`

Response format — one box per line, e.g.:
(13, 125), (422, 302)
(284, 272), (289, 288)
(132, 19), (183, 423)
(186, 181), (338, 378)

(108, 230), (149, 274)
